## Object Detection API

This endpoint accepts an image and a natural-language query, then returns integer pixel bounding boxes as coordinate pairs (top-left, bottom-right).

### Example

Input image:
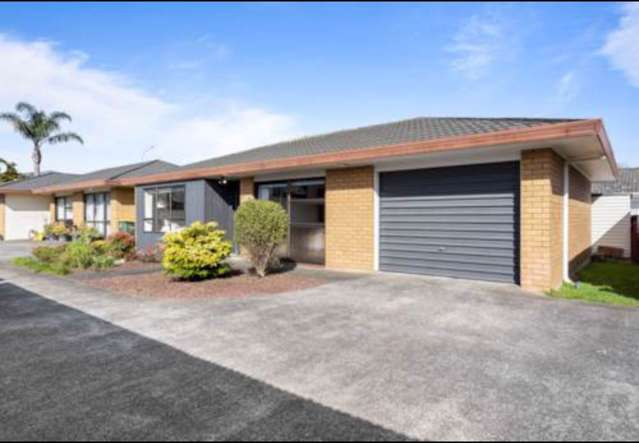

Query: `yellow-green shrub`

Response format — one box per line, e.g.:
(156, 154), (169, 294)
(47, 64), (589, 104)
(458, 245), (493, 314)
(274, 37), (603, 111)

(161, 221), (232, 280)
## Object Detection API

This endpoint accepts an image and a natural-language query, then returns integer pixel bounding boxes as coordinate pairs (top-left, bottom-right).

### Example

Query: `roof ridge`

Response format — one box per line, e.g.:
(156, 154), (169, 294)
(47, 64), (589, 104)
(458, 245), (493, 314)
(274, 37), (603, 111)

(109, 160), (157, 180)
(185, 116), (581, 169)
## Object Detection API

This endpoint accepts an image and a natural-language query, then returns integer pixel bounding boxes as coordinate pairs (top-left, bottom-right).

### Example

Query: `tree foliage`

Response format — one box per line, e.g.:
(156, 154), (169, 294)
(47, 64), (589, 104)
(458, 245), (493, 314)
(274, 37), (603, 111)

(0, 102), (83, 175)
(0, 158), (23, 183)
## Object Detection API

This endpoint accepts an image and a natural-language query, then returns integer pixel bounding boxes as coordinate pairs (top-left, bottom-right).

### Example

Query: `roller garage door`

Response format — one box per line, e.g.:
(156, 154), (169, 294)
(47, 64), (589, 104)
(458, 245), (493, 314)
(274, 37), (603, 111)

(379, 162), (520, 283)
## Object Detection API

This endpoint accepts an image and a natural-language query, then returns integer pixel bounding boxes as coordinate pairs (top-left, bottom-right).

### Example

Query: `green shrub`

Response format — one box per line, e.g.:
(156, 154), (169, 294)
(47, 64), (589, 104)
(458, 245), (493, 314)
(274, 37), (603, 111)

(106, 231), (135, 259)
(43, 222), (69, 239)
(162, 221), (232, 280)
(234, 200), (288, 277)
(62, 241), (95, 269)
(32, 244), (67, 263)
(91, 255), (115, 271)
(91, 240), (110, 255)
(12, 257), (70, 276)
(73, 225), (102, 243)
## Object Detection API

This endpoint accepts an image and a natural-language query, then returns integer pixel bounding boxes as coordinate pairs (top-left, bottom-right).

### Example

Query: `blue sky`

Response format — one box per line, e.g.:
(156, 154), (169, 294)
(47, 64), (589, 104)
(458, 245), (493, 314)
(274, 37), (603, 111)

(0, 2), (638, 173)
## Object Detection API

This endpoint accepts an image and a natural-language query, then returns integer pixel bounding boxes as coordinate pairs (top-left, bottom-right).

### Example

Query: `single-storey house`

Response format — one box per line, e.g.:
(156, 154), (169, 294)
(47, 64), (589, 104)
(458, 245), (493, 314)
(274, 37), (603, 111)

(120, 117), (617, 292)
(591, 168), (639, 258)
(0, 160), (177, 239)
(0, 171), (78, 240)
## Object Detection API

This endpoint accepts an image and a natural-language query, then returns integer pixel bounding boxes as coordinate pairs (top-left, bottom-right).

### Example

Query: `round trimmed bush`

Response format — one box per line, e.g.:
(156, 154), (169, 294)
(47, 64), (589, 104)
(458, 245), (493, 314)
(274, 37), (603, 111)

(162, 221), (232, 280)
(234, 199), (288, 277)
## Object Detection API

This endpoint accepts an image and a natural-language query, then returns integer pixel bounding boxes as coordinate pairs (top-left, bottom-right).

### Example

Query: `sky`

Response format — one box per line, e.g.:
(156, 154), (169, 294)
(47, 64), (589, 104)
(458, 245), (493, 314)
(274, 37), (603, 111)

(0, 2), (638, 174)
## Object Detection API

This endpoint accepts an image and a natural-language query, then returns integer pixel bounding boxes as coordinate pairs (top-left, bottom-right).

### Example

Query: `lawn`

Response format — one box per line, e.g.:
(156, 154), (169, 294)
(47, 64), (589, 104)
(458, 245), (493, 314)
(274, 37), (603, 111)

(549, 261), (639, 307)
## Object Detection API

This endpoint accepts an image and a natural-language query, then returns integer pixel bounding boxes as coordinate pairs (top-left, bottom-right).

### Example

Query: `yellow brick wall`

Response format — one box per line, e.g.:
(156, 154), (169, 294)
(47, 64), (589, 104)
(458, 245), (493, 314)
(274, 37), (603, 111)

(325, 166), (374, 271)
(110, 187), (136, 233)
(0, 195), (5, 240)
(71, 192), (85, 227)
(49, 198), (56, 223)
(520, 149), (565, 292)
(569, 167), (592, 275)
(240, 177), (255, 203)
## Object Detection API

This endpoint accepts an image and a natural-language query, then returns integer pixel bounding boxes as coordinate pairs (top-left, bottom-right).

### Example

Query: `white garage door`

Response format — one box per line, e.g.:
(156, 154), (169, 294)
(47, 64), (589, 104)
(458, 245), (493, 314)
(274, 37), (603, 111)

(5, 195), (52, 240)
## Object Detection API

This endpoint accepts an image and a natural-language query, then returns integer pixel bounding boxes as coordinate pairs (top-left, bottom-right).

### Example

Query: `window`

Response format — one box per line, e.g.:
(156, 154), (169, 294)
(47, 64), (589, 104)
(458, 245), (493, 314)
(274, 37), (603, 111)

(143, 186), (186, 233)
(85, 192), (111, 237)
(55, 197), (73, 225)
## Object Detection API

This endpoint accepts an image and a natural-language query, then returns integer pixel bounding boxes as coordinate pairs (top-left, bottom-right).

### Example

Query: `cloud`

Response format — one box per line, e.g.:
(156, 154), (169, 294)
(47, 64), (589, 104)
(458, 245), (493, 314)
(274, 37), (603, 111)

(600, 3), (639, 87)
(0, 35), (298, 173)
(447, 12), (512, 80)
(555, 71), (580, 104)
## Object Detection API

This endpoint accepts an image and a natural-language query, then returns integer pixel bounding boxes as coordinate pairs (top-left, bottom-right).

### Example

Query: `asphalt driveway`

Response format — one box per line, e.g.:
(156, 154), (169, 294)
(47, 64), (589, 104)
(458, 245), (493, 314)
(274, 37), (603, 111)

(0, 264), (638, 440)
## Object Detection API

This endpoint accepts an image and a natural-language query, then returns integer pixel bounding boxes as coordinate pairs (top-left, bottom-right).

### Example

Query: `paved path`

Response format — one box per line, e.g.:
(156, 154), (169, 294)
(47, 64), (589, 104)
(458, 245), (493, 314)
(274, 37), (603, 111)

(1, 264), (638, 440)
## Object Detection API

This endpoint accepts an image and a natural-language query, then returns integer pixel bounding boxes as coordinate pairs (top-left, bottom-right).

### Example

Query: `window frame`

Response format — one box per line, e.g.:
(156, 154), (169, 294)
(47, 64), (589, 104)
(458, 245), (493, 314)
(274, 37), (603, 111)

(84, 192), (111, 237)
(142, 185), (186, 233)
(55, 196), (73, 224)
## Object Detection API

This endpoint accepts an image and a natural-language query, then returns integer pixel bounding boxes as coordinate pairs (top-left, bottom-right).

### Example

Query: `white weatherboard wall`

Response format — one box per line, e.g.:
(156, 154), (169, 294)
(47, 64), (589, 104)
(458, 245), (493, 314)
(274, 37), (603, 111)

(592, 195), (631, 257)
(4, 195), (52, 240)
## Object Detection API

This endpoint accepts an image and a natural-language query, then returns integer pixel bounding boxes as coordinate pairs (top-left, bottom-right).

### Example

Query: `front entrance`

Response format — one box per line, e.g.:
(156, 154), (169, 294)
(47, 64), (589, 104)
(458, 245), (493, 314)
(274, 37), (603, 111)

(257, 179), (325, 264)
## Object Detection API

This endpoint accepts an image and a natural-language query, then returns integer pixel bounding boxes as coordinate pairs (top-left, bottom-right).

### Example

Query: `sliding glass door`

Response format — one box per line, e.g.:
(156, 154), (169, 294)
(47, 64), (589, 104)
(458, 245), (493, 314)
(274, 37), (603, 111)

(257, 179), (325, 264)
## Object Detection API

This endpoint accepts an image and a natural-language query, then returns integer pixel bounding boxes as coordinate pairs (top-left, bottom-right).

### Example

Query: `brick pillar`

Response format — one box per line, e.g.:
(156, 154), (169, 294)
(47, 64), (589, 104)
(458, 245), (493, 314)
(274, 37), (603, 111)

(520, 149), (564, 292)
(240, 177), (254, 203)
(71, 192), (85, 227)
(325, 166), (374, 271)
(568, 167), (592, 275)
(110, 187), (135, 233)
(49, 197), (56, 223)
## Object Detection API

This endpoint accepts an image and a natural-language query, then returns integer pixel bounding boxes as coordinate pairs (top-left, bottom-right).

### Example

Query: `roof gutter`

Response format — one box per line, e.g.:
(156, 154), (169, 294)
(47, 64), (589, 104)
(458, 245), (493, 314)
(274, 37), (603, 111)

(115, 119), (615, 187)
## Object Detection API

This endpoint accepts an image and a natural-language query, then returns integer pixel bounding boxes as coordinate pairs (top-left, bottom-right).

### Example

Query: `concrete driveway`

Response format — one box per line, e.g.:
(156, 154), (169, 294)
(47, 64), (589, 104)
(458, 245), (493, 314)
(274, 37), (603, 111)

(0, 240), (41, 262)
(0, 264), (638, 441)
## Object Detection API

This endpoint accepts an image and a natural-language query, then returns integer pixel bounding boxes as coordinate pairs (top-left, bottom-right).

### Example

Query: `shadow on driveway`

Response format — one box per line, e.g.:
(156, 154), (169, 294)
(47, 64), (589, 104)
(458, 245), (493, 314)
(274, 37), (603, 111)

(0, 278), (410, 441)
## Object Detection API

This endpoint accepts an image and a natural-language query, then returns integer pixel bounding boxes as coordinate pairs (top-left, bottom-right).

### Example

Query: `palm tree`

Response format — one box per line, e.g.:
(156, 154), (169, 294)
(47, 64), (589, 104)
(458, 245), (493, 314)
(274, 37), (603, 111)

(0, 102), (83, 176)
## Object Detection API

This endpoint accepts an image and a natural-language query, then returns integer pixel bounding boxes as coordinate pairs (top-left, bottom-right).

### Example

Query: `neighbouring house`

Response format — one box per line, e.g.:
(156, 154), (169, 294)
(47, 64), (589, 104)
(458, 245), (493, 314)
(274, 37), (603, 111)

(0, 160), (177, 240)
(0, 171), (78, 240)
(120, 117), (618, 292)
(591, 168), (639, 258)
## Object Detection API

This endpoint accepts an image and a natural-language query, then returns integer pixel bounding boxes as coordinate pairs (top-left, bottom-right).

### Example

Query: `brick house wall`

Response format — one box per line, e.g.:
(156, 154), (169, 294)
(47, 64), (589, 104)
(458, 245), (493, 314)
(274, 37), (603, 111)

(71, 192), (85, 227)
(110, 187), (136, 233)
(569, 167), (592, 275)
(520, 149), (565, 292)
(325, 166), (374, 271)
(239, 177), (254, 203)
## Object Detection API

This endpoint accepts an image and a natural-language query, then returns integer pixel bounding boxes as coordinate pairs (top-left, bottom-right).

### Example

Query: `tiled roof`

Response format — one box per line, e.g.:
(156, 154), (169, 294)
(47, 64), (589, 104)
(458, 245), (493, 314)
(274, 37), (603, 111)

(181, 117), (580, 171)
(58, 160), (178, 185)
(592, 168), (639, 194)
(0, 171), (78, 192)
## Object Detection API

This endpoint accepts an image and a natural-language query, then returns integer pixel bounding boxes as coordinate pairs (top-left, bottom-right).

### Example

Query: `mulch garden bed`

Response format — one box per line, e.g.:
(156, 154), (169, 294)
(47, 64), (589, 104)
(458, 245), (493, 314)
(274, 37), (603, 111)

(77, 266), (327, 299)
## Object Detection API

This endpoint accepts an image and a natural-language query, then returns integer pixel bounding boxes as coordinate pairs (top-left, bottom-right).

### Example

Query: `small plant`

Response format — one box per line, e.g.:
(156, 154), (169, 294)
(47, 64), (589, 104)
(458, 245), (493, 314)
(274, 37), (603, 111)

(106, 231), (135, 259)
(235, 200), (288, 277)
(162, 221), (232, 280)
(12, 257), (70, 276)
(73, 225), (102, 243)
(62, 241), (96, 269)
(135, 245), (164, 263)
(43, 222), (69, 240)
(32, 244), (67, 263)
(91, 254), (115, 271)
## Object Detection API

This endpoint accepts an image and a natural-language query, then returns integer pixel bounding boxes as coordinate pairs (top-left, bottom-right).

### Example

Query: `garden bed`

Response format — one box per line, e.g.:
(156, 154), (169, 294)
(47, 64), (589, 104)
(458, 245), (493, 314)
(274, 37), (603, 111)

(77, 268), (326, 298)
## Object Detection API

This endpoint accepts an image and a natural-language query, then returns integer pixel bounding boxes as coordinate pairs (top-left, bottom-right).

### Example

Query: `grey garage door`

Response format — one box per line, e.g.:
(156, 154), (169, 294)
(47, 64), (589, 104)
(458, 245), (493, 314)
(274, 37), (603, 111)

(379, 162), (520, 283)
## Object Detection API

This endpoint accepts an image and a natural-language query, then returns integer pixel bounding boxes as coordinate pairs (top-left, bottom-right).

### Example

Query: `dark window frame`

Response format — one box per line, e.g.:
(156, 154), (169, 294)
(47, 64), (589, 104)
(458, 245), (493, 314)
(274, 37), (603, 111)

(84, 192), (111, 237)
(142, 185), (186, 233)
(55, 196), (73, 225)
